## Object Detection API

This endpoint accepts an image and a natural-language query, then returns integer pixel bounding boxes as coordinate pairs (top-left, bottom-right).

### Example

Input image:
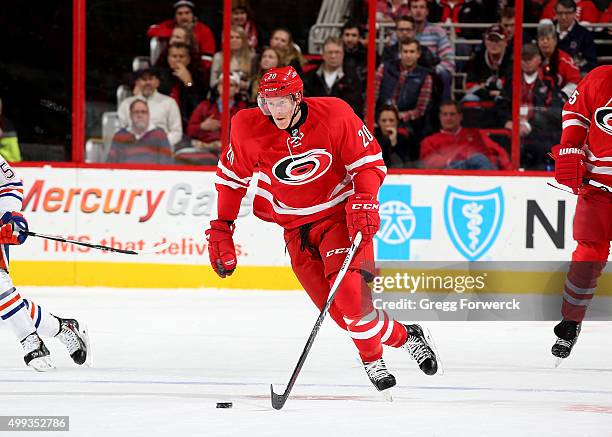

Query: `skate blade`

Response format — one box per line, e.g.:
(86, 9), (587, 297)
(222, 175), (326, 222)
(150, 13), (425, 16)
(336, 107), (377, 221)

(28, 356), (55, 372)
(423, 327), (444, 376)
(80, 323), (93, 367)
(381, 388), (393, 402)
(553, 357), (565, 368)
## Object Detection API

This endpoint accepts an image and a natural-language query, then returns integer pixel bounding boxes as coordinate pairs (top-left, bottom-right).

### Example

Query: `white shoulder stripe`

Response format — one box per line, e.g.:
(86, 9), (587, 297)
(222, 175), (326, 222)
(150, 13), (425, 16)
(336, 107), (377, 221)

(214, 175), (247, 190)
(562, 119), (589, 130)
(217, 160), (251, 185)
(562, 110), (591, 124)
(345, 153), (384, 172)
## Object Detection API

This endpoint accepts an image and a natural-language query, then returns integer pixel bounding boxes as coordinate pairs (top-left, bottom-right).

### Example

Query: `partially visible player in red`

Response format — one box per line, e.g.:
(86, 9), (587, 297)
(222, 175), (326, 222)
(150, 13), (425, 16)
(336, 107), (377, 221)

(205, 66), (440, 392)
(550, 65), (612, 361)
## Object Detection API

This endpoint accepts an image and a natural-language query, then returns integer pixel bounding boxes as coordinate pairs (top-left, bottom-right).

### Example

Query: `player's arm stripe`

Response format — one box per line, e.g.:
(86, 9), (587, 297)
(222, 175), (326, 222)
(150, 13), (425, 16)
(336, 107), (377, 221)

(345, 153), (384, 172)
(375, 165), (388, 175)
(216, 170), (249, 188)
(585, 163), (612, 174)
(562, 110), (591, 124)
(217, 161), (251, 185)
(214, 176), (247, 190)
(562, 119), (589, 130)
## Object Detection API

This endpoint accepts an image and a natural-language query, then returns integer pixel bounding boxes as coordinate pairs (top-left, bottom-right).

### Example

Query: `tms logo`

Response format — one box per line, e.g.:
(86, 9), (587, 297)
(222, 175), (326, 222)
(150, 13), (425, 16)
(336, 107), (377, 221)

(444, 186), (504, 261)
(375, 185), (431, 260)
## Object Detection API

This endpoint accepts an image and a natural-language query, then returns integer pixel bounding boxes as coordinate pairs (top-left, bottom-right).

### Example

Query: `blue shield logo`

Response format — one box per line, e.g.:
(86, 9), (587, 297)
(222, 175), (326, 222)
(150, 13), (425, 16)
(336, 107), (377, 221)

(375, 185), (432, 260)
(444, 186), (504, 261)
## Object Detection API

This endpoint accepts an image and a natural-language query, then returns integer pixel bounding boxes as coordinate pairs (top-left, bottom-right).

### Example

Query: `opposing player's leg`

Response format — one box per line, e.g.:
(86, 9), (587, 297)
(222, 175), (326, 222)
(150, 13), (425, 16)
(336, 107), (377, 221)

(0, 270), (53, 371)
(553, 186), (611, 362)
(22, 298), (90, 366)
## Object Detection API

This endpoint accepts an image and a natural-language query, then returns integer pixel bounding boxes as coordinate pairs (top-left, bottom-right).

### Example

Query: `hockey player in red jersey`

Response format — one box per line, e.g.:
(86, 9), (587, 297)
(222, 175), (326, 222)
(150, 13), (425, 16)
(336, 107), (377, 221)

(0, 157), (90, 371)
(550, 65), (612, 361)
(206, 66), (440, 392)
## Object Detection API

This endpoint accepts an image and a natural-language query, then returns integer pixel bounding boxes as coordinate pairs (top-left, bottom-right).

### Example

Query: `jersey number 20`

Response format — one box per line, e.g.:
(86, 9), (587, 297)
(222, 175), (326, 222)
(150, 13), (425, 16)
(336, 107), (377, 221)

(358, 125), (374, 148)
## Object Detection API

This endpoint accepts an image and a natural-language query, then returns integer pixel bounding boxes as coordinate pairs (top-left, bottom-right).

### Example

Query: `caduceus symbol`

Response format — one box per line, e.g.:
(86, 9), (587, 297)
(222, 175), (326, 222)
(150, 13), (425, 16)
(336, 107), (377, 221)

(462, 201), (483, 251)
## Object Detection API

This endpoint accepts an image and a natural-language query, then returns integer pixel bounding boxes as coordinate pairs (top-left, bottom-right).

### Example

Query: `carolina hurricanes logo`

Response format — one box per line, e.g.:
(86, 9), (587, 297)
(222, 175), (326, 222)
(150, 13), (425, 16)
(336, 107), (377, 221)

(595, 107), (612, 136)
(272, 149), (332, 185)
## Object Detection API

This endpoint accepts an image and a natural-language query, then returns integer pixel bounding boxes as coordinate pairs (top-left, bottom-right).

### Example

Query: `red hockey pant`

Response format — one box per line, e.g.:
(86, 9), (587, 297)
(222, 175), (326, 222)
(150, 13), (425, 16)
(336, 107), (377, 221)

(563, 186), (611, 322)
(284, 211), (407, 362)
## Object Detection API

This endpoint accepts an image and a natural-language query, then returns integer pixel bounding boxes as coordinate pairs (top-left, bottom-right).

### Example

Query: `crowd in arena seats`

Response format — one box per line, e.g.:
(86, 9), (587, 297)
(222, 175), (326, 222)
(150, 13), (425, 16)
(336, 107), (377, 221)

(103, 0), (610, 170)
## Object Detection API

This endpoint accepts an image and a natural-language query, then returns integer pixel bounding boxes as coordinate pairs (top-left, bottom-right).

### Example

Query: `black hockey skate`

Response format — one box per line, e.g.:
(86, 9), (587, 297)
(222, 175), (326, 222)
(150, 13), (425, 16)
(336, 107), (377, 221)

(55, 317), (91, 366)
(402, 324), (439, 375)
(363, 358), (396, 392)
(21, 332), (54, 372)
(552, 320), (581, 365)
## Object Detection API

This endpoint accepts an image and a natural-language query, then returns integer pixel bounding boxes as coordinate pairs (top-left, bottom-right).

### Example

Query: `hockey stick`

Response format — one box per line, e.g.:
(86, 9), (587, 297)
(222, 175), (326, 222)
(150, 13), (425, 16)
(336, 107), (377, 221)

(270, 231), (363, 410)
(583, 178), (612, 192)
(24, 231), (170, 255)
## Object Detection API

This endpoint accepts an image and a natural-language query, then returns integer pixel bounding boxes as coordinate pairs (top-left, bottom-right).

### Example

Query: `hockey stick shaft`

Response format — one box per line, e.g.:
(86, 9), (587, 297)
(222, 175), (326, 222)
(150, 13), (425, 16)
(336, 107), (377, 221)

(24, 231), (168, 255)
(270, 232), (363, 410)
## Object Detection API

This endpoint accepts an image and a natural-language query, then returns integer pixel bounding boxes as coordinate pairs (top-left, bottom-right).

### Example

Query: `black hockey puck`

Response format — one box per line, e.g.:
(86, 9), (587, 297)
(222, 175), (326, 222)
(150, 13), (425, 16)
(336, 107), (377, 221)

(216, 402), (233, 408)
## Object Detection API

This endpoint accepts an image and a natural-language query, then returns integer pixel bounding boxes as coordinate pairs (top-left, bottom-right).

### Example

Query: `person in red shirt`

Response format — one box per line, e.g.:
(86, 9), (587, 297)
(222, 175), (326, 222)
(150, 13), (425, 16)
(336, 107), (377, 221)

(537, 20), (581, 98)
(550, 66), (612, 362)
(205, 66), (440, 393)
(541, 0), (601, 23)
(147, 1), (216, 70)
(420, 101), (512, 170)
(186, 73), (247, 151)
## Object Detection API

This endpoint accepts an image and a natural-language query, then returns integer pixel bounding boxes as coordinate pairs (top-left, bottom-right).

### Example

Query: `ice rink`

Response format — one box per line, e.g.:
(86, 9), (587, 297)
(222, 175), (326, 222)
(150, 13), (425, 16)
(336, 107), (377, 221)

(1, 287), (611, 437)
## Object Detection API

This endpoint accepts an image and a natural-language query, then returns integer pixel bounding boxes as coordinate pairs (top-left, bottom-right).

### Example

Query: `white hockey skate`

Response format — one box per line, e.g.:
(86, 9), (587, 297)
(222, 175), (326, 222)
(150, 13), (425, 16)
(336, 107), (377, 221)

(21, 332), (54, 372)
(55, 317), (92, 367)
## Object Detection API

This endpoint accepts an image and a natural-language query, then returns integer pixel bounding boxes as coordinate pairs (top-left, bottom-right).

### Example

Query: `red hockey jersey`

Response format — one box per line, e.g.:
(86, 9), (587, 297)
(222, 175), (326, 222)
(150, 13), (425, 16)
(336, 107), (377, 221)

(561, 65), (612, 186)
(214, 97), (387, 229)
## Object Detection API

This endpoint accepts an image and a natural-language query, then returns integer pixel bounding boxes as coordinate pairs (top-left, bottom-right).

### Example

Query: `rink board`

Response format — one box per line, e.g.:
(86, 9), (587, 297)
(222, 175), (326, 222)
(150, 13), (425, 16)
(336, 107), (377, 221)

(8, 165), (604, 290)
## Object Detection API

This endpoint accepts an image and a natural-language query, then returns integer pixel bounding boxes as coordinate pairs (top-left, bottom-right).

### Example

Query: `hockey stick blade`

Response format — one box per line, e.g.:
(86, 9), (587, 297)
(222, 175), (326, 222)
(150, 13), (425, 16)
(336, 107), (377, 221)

(270, 232), (363, 410)
(25, 231), (170, 255)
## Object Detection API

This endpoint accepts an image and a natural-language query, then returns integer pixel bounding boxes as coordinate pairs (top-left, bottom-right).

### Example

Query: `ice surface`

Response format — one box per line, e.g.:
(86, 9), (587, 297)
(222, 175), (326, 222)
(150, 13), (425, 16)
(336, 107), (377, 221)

(1, 287), (611, 437)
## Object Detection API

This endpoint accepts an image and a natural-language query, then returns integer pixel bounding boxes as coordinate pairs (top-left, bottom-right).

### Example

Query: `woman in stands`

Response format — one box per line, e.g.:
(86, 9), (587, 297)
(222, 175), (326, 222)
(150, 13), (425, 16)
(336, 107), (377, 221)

(269, 28), (305, 75)
(210, 25), (254, 94)
(249, 46), (283, 103)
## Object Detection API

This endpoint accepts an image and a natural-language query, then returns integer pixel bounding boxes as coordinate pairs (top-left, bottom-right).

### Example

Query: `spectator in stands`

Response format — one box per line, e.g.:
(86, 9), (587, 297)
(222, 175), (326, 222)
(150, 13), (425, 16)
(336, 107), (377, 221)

(428, 0), (490, 40)
(269, 28), (305, 75)
(304, 37), (364, 117)
(541, 0), (601, 23)
(498, 44), (565, 169)
(0, 98), (22, 162)
(421, 101), (512, 170)
(186, 73), (247, 162)
(375, 38), (433, 142)
(375, 104), (415, 168)
(410, 0), (455, 100)
(342, 22), (368, 81)
(147, 1), (216, 70)
(231, 1), (259, 52)
(537, 20), (581, 98)
(249, 47), (282, 103)
(463, 25), (511, 103)
(376, 0), (411, 22)
(169, 25), (197, 48)
(109, 99), (175, 164)
(157, 42), (206, 130)
(210, 25), (254, 94)
(249, 47), (283, 103)
(554, 0), (597, 74)
(153, 25), (203, 76)
(382, 16), (438, 69)
(118, 68), (183, 149)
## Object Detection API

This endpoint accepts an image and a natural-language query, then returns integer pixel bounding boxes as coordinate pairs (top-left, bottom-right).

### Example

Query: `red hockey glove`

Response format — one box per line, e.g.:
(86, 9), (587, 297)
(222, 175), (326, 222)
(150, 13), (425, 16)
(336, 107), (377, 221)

(0, 211), (28, 245)
(205, 220), (237, 278)
(551, 144), (585, 193)
(345, 194), (380, 242)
